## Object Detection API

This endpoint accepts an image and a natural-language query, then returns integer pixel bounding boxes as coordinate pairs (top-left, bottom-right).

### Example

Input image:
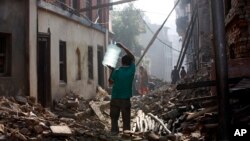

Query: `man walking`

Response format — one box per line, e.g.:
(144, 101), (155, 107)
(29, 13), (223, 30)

(180, 66), (187, 79)
(171, 66), (180, 84)
(107, 42), (135, 136)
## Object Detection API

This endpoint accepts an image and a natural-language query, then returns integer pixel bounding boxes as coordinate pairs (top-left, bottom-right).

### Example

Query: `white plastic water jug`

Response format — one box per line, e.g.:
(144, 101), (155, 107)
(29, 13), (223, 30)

(102, 44), (121, 68)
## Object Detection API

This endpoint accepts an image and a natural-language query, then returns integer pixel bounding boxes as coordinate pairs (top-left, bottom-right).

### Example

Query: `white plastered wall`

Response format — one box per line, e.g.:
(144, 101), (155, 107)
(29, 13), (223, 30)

(38, 9), (106, 101)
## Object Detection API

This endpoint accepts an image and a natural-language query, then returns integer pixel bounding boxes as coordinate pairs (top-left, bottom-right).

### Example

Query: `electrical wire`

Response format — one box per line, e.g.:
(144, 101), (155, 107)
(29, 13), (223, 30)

(137, 11), (181, 53)
(113, 4), (183, 53)
(136, 0), (181, 66)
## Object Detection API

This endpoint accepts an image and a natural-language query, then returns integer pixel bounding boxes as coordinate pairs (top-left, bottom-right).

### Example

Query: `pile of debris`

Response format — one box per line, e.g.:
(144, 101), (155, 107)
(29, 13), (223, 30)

(1, 77), (248, 141)
(0, 96), (75, 140)
(0, 87), (112, 141)
(0, 83), (215, 141)
(130, 76), (250, 141)
(128, 83), (217, 141)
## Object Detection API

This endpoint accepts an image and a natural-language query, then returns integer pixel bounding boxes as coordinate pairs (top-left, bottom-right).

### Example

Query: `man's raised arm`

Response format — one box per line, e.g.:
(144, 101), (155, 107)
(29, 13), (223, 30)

(116, 42), (135, 62)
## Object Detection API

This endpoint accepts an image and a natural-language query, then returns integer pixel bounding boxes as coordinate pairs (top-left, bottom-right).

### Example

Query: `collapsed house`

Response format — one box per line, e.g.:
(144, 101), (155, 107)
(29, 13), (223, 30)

(175, 0), (250, 140)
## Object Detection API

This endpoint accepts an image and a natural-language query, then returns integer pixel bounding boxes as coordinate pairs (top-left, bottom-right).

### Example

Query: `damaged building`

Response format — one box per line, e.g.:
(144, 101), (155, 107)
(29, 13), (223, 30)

(0, 0), (111, 107)
(175, 0), (250, 140)
(175, 0), (213, 77)
(175, 0), (250, 79)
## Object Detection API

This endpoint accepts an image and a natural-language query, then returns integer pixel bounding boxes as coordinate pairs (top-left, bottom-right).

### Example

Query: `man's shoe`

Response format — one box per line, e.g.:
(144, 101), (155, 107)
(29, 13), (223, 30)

(109, 131), (119, 137)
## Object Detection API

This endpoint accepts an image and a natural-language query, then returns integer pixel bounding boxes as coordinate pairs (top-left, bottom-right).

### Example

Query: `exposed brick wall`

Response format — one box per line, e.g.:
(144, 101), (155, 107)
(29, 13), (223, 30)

(224, 0), (250, 77)
(79, 0), (84, 9)
(92, 0), (97, 23)
(102, 0), (110, 28)
(66, 0), (71, 7)
(225, 0), (250, 59)
(92, 0), (109, 28)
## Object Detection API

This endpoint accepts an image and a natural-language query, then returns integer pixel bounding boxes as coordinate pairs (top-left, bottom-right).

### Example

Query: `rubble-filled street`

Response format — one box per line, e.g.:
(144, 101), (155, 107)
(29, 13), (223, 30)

(0, 83), (208, 141)
(1, 75), (249, 141)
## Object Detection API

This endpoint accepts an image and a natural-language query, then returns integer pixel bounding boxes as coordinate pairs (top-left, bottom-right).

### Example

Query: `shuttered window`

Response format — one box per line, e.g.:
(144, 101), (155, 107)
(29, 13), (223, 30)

(59, 41), (67, 82)
(88, 46), (93, 79)
(0, 33), (11, 76)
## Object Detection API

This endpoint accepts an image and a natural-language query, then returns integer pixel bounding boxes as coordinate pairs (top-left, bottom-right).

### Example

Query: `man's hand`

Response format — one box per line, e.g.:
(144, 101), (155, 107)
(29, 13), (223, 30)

(107, 65), (114, 70)
(116, 42), (124, 48)
(108, 79), (114, 85)
(115, 42), (135, 62)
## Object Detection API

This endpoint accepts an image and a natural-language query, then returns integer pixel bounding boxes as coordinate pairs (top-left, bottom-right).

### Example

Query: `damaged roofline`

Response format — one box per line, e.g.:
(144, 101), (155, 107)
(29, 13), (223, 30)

(37, 0), (106, 33)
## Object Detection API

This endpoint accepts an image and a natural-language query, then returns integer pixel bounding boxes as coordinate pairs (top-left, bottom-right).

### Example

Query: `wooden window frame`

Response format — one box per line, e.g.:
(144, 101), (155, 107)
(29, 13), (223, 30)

(72, 0), (79, 10)
(76, 48), (81, 80)
(88, 46), (93, 80)
(97, 45), (104, 87)
(0, 33), (11, 77)
(59, 41), (67, 83)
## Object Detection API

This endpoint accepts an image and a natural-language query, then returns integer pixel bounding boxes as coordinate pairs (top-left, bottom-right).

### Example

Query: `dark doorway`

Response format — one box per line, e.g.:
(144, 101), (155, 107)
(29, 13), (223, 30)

(37, 33), (51, 108)
(97, 46), (104, 88)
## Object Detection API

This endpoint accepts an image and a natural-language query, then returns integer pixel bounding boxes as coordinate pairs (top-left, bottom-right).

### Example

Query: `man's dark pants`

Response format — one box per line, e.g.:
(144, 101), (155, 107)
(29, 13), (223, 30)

(110, 99), (131, 133)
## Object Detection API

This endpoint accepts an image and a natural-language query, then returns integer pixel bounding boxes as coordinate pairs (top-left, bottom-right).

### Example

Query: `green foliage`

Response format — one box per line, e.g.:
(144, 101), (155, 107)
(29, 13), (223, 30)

(112, 4), (145, 56)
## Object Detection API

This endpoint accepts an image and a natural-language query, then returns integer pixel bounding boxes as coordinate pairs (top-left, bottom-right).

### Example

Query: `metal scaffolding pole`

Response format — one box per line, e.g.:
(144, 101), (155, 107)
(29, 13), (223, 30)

(211, 0), (230, 140)
(136, 0), (181, 66)
(176, 8), (197, 71)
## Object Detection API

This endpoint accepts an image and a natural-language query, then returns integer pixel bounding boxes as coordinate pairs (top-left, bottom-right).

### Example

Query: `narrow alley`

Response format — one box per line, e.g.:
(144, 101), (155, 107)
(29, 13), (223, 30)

(0, 0), (250, 141)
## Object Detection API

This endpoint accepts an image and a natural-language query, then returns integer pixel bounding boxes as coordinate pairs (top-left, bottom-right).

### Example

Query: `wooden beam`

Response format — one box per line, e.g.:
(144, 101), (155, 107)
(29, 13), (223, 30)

(176, 80), (216, 90)
(180, 95), (216, 103)
(186, 106), (217, 121)
(176, 77), (243, 90)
